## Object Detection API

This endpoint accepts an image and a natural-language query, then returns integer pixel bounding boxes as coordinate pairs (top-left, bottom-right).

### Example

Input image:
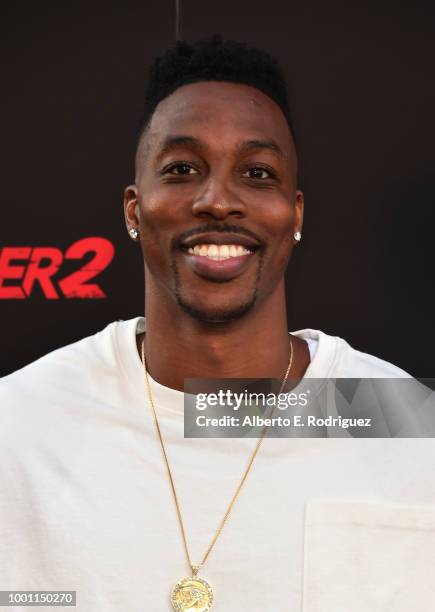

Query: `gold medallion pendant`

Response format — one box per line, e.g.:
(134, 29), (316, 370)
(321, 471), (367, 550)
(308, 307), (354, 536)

(171, 575), (214, 612)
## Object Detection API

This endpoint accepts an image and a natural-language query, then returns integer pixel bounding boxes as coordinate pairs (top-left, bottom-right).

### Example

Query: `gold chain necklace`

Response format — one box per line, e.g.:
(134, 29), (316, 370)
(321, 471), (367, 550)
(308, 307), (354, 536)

(141, 336), (293, 612)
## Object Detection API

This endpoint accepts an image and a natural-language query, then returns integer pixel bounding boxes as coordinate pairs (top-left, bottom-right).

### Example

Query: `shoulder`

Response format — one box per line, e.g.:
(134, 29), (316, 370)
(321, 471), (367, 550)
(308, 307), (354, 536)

(0, 317), (143, 464)
(0, 317), (140, 404)
(0, 317), (141, 451)
(333, 336), (412, 377)
(292, 328), (411, 378)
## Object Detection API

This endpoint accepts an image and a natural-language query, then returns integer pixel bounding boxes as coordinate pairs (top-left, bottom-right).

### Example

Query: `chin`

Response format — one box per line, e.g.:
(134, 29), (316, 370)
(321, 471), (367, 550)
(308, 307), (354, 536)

(176, 293), (257, 323)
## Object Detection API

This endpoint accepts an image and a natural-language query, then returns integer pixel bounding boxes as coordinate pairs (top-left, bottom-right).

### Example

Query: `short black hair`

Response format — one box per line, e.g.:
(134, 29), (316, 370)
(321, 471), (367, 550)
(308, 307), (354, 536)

(138, 34), (295, 144)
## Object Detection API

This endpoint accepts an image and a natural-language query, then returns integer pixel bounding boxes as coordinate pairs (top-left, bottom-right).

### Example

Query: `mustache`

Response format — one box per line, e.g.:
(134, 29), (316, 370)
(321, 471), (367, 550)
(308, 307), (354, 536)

(172, 223), (263, 249)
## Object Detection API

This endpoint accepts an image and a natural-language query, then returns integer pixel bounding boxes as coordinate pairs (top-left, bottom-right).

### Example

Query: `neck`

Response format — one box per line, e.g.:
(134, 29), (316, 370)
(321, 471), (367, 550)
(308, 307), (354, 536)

(139, 280), (310, 392)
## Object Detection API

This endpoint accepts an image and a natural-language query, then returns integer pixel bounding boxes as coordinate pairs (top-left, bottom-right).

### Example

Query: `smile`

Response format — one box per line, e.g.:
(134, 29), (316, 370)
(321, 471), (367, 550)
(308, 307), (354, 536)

(180, 243), (257, 281)
(186, 243), (252, 260)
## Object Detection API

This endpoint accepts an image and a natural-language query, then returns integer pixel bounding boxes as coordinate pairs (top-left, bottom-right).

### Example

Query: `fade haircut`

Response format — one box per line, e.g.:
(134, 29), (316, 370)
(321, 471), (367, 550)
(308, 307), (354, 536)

(138, 34), (295, 145)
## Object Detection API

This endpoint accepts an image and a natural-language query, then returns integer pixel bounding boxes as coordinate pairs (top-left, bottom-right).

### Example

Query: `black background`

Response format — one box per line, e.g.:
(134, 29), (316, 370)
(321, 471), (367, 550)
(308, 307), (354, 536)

(1, 0), (434, 377)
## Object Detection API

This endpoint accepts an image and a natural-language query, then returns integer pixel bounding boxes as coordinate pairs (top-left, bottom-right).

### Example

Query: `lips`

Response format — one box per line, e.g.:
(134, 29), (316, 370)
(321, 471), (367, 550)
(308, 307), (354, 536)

(182, 250), (255, 281)
(178, 233), (261, 282)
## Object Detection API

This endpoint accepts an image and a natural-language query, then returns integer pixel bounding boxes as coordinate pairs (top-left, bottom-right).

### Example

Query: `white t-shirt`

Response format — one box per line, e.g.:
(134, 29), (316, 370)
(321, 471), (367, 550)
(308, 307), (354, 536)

(1, 317), (435, 612)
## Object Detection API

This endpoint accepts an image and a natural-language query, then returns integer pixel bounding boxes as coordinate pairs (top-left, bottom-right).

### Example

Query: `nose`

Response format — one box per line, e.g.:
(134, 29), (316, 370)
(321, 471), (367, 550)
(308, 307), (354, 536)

(191, 178), (246, 220)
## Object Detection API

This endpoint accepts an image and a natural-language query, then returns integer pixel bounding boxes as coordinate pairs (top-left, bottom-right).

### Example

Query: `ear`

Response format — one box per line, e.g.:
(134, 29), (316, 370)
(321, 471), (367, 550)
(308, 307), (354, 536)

(294, 189), (304, 235)
(124, 184), (139, 233)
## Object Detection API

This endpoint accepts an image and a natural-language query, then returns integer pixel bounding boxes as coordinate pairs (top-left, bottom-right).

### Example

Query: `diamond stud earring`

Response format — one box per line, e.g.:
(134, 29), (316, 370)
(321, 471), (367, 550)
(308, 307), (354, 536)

(129, 228), (139, 240)
(293, 231), (302, 243)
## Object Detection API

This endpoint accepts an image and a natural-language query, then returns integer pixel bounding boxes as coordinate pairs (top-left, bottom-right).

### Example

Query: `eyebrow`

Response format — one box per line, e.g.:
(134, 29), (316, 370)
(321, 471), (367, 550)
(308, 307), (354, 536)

(237, 138), (286, 159)
(156, 135), (205, 159)
(155, 135), (286, 160)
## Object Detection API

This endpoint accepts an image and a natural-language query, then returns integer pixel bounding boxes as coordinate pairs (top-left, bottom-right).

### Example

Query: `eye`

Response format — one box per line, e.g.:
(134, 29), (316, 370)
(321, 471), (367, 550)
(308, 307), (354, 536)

(243, 166), (276, 180)
(163, 163), (199, 175)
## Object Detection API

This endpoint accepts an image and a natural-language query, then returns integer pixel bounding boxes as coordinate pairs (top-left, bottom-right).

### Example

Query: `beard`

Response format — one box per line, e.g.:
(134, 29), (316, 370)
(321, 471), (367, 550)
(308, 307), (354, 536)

(176, 291), (258, 322)
(171, 255), (264, 323)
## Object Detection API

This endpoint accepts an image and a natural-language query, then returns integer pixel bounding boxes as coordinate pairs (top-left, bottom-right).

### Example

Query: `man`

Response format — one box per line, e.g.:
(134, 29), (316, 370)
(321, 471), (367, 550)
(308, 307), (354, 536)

(1, 35), (435, 612)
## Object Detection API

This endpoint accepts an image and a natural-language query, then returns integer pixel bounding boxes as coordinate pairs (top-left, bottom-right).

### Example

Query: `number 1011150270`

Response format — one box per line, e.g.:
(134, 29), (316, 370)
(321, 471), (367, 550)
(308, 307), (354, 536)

(0, 237), (115, 299)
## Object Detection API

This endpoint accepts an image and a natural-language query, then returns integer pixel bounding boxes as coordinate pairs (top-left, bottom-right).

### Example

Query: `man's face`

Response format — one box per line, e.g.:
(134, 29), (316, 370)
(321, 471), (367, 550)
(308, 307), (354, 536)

(126, 80), (303, 322)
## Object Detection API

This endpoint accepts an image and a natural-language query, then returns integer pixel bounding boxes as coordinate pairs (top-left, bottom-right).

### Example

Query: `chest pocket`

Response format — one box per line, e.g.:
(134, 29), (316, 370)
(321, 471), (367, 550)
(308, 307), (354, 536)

(303, 501), (435, 612)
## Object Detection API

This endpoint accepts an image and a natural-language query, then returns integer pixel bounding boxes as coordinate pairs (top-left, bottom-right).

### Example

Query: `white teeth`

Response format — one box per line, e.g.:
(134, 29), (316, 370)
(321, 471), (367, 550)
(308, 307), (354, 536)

(220, 245), (230, 258)
(187, 244), (252, 260)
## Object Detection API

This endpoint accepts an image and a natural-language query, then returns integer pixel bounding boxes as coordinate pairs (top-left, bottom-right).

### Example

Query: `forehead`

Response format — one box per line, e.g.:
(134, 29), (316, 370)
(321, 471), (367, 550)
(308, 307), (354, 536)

(143, 81), (294, 158)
